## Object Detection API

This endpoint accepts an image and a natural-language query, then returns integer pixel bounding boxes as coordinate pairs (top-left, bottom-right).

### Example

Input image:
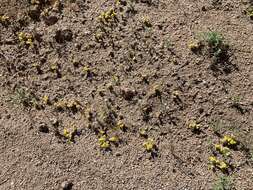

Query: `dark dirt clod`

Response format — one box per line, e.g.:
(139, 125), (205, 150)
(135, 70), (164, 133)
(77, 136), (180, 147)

(120, 87), (137, 101)
(55, 29), (73, 43)
(43, 15), (58, 26)
(38, 124), (49, 133)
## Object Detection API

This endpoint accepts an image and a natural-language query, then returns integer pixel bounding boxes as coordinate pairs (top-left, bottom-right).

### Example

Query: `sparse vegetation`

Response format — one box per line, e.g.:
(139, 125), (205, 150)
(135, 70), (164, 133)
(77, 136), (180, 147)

(9, 87), (39, 109)
(0, 14), (10, 25)
(221, 135), (238, 147)
(143, 138), (156, 152)
(212, 176), (232, 190)
(246, 6), (253, 19)
(215, 144), (230, 157)
(188, 120), (201, 132)
(18, 32), (34, 46)
(63, 126), (77, 143)
(0, 0), (252, 189)
(201, 31), (229, 60)
(209, 156), (229, 172)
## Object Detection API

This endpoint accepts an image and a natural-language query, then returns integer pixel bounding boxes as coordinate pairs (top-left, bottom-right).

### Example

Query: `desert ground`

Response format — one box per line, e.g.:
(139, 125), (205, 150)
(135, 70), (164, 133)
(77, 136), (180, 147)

(0, 0), (253, 189)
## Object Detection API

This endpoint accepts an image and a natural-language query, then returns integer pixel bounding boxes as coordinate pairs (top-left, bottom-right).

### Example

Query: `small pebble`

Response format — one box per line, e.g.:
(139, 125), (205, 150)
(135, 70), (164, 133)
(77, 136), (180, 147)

(60, 181), (73, 190)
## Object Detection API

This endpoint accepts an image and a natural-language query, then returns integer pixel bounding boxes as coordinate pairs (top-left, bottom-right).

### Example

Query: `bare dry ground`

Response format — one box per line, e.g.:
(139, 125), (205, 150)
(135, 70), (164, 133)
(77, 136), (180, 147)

(0, 0), (253, 189)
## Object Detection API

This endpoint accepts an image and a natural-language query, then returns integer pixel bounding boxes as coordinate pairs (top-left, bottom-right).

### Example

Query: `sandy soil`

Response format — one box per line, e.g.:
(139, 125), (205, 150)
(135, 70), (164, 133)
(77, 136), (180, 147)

(0, 0), (253, 189)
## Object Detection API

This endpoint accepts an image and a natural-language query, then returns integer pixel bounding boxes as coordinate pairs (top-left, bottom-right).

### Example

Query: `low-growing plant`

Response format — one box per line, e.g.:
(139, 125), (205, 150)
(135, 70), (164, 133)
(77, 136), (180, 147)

(63, 126), (77, 143)
(98, 135), (110, 149)
(109, 135), (119, 143)
(143, 138), (156, 152)
(0, 15), (10, 25)
(54, 99), (82, 112)
(30, 0), (40, 5)
(188, 41), (202, 52)
(94, 32), (104, 42)
(188, 120), (201, 132)
(215, 144), (230, 157)
(139, 127), (148, 138)
(163, 38), (173, 50)
(18, 32), (34, 46)
(82, 66), (94, 78)
(98, 8), (117, 24)
(221, 135), (238, 147)
(142, 16), (152, 27)
(230, 95), (242, 105)
(202, 31), (228, 59)
(230, 95), (248, 114)
(210, 119), (225, 135)
(209, 156), (229, 172)
(212, 176), (232, 190)
(42, 95), (50, 105)
(246, 6), (253, 19)
(10, 87), (39, 108)
(147, 84), (162, 98)
(115, 120), (127, 131)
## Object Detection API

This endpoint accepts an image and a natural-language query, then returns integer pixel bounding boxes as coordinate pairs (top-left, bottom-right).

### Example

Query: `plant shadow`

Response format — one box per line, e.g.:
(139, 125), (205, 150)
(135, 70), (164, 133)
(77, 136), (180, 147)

(209, 51), (238, 75)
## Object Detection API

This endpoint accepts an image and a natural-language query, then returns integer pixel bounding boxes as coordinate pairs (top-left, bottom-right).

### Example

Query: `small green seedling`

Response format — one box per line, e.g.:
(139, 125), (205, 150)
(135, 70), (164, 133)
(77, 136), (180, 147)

(172, 90), (181, 101)
(112, 75), (120, 85)
(82, 66), (96, 79)
(115, 0), (127, 6)
(148, 84), (161, 98)
(10, 87), (39, 108)
(210, 120), (224, 135)
(212, 176), (232, 190)
(163, 38), (172, 50)
(204, 32), (223, 48)
(201, 31), (228, 59)
(231, 95), (242, 105)
(32, 63), (42, 74)
(82, 66), (91, 75)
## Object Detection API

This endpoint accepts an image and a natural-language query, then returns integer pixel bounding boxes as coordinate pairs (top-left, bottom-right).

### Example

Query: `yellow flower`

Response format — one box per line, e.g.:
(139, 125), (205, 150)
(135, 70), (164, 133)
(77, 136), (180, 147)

(188, 41), (200, 51)
(221, 135), (237, 146)
(143, 138), (155, 152)
(42, 95), (49, 105)
(100, 141), (110, 149)
(188, 120), (201, 130)
(109, 136), (119, 143)
(215, 144), (230, 156)
(63, 128), (70, 139)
